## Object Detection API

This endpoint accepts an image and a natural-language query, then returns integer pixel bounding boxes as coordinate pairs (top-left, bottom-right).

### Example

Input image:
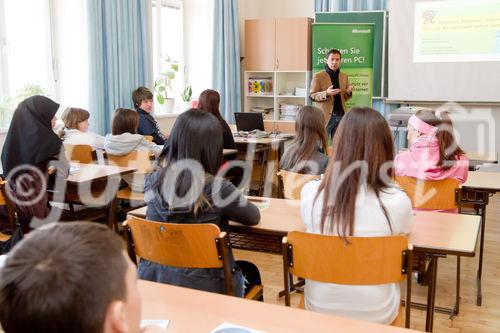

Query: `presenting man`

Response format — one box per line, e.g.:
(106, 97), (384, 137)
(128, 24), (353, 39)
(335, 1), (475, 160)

(310, 49), (353, 139)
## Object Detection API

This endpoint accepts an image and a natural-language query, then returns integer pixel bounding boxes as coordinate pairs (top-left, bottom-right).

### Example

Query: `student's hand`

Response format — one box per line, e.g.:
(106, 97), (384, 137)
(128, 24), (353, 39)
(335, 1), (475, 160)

(48, 166), (56, 175)
(346, 84), (353, 94)
(326, 86), (341, 96)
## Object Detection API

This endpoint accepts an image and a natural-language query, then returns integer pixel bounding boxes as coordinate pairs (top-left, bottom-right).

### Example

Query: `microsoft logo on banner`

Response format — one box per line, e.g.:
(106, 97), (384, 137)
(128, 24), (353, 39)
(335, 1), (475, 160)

(352, 29), (371, 33)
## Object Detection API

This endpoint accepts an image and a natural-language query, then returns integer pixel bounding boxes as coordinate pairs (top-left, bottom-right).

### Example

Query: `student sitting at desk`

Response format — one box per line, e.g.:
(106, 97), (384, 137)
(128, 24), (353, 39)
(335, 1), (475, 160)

(58, 107), (105, 149)
(133, 86), (166, 145)
(0, 222), (166, 333)
(138, 109), (262, 297)
(104, 108), (162, 192)
(394, 109), (468, 183)
(197, 89), (236, 149)
(1, 96), (69, 227)
(300, 107), (413, 324)
(280, 106), (328, 175)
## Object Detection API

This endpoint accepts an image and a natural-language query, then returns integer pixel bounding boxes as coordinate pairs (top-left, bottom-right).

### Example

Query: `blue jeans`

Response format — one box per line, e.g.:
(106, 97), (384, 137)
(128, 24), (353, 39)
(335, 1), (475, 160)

(327, 115), (343, 141)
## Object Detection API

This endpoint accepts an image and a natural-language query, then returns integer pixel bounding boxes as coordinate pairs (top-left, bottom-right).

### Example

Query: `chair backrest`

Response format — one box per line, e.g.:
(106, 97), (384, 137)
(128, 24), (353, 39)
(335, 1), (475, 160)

(0, 179), (17, 230)
(277, 169), (320, 200)
(282, 231), (412, 327)
(64, 144), (95, 163)
(123, 215), (234, 294)
(394, 175), (459, 210)
(124, 215), (225, 267)
(144, 135), (154, 142)
(105, 150), (154, 173)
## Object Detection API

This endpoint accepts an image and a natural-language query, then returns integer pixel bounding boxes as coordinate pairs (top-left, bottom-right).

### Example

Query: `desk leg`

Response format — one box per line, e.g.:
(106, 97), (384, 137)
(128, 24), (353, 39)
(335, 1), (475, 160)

(425, 256), (439, 332)
(476, 192), (489, 306)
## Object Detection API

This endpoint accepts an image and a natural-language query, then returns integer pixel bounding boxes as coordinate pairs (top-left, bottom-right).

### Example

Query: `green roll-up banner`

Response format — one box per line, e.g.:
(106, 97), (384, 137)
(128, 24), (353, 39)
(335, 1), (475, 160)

(312, 23), (375, 109)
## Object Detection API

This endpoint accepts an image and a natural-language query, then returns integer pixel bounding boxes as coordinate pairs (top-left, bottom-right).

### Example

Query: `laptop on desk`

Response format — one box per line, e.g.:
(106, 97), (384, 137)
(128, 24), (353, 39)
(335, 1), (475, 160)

(234, 112), (265, 132)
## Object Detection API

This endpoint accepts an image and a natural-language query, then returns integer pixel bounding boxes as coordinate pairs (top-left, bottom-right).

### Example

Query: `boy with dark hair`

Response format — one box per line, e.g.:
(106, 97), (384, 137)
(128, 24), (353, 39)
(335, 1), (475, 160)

(132, 86), (166, 145)
(0, 222), (164, 333)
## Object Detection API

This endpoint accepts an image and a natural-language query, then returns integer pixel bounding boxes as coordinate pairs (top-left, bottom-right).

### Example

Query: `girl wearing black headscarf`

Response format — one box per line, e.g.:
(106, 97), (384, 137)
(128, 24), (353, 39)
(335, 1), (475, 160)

(1, 95), (69, 223)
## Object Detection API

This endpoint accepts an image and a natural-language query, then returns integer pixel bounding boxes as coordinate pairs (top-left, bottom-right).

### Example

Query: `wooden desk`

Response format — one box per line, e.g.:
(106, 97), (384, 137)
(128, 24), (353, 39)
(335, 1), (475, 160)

(461, 171), (500, 306)
(128, 197), (480, 332)
(64, 163), (137, 226)
(223, 149), (238, 157)
(233, 136), (293, 197)
(467, 151), (498, 166)
(139, 280), (418, 333)
(67, 163), (136, 184)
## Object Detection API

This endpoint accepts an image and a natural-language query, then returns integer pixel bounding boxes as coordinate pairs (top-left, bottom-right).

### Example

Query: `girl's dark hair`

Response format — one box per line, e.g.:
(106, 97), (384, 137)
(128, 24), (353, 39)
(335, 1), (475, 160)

(59, 107), (90, 139)
(316, 107), (394, 237)
(198, 89), (223, 120)
(415, 109), (465, 170)
(111, 108), (138, 135)
(156, 108), (223, 213)
(280, 106), (328, 173)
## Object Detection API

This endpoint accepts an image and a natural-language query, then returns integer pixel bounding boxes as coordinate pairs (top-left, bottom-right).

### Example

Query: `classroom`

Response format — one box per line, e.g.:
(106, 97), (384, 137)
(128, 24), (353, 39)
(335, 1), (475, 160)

(1, 0), (500, 332)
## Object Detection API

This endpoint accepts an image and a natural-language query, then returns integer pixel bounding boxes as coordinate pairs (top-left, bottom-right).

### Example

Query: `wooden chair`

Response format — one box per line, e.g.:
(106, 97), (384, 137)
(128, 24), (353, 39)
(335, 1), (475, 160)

(105, 150), (155, 230)
(394, 175), (462, 316)
(0, 179), (17, 232)
(282, 231), (412, 328)
(277, 169), (320, 200)
(64, 144), (96, 164)
(144, 135), (154, 143)
(394, 175), (460, 210)
(123, 215), (264, 300)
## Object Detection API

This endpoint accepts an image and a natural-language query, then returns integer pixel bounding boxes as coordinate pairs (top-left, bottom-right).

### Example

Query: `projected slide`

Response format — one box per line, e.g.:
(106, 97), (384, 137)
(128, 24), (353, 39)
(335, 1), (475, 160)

(414, 0), (500, 62)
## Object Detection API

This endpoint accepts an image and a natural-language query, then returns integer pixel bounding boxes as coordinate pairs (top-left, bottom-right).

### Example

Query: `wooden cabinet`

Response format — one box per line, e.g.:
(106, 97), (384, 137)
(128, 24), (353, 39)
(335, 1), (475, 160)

(245, 19), (276, 71)
(244, 17), (312, 71)
(275, 18), (311, 71)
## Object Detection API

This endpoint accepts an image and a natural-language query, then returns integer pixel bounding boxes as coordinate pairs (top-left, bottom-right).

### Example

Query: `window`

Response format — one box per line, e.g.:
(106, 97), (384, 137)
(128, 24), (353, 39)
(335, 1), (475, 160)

(0, 0), (88, 129)
(0, 0), (55, 128)
(152, 0), (184, 114)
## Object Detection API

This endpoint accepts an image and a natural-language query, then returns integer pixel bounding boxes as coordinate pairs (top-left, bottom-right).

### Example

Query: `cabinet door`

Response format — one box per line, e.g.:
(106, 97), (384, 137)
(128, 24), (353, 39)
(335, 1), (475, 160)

(275, 18), (311, 71)
(245, 19), (276, 71)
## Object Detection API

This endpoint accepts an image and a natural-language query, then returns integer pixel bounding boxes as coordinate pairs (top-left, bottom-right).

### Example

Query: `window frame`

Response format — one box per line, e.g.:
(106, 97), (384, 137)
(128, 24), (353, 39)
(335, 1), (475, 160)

(152, 0), (185, 114)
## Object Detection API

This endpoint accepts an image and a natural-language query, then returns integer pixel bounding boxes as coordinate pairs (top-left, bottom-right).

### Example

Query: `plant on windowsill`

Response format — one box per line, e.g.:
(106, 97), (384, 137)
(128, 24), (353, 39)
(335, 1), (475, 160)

(0, 84), (46, 128)
(154, 55), (179, 114)
(180, 84), (192, 112)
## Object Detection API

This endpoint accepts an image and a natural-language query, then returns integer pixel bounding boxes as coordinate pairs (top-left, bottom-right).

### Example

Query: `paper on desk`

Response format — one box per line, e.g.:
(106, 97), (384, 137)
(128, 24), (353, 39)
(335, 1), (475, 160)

(248, 198), (270, 211)
(69, 164), (81, 174)
(210, 322), (263, 333)
(140, 319), (170, 330)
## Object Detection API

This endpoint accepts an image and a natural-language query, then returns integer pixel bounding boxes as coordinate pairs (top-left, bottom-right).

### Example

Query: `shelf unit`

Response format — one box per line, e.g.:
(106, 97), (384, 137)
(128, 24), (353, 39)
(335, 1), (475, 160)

(244, 70), (311, 122)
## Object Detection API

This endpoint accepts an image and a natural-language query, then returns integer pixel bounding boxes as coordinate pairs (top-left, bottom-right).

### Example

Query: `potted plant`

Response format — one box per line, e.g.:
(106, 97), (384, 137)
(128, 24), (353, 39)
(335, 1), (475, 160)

(180, 84), (192, 112)
(154, 55), (179, 113)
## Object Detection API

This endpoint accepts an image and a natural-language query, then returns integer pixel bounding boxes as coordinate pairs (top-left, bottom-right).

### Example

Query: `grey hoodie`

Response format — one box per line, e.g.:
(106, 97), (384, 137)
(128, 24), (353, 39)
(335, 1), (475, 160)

(104, 132), (163, 192)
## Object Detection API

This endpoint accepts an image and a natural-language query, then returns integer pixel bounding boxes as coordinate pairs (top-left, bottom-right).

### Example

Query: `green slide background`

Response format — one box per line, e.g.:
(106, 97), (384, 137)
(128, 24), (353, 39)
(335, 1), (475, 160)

(315, 11), (386, 97)
(312, 23), (374, 108)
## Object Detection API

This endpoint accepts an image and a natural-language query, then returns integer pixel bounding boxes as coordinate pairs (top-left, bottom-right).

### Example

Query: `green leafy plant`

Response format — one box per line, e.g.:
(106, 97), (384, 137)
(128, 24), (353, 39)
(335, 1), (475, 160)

(0, 84), (46, 127)
(154, 55), (179, 105)
(181, 84), (192, 102)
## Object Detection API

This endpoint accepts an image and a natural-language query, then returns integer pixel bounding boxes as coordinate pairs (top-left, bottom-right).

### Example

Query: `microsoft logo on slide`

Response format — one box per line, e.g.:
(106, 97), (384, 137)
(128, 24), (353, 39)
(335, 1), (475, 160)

(352, 29), (371, 33)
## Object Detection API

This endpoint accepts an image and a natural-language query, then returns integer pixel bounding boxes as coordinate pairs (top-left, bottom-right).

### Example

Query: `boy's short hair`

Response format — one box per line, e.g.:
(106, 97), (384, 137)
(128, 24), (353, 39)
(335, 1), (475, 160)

(0, 223), (128, 333)
(132, 86), (154, 108)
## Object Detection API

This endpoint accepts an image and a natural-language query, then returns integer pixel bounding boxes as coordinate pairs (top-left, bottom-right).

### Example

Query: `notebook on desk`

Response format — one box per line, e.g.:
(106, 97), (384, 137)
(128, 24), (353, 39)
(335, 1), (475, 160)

(234, 112), (265, 132)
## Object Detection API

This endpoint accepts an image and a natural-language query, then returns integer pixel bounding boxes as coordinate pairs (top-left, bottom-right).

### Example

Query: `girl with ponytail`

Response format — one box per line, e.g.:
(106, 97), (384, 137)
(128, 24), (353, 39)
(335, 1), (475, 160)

(394, 109), (468, 183)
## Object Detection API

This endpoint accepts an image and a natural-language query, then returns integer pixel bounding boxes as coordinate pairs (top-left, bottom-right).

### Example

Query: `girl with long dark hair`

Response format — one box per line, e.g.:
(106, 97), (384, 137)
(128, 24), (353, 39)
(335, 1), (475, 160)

(300, 107), (412, 324)
(280, 106), (328, 175)
(138, 108), (261, 297)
